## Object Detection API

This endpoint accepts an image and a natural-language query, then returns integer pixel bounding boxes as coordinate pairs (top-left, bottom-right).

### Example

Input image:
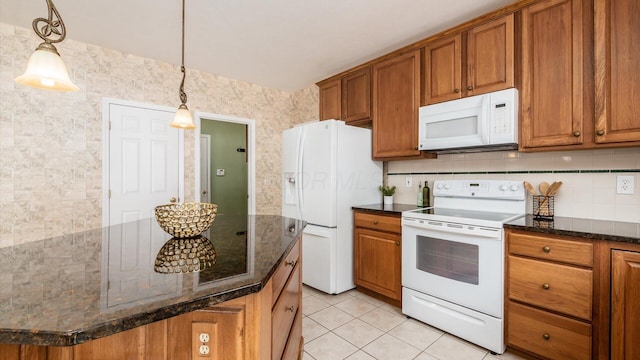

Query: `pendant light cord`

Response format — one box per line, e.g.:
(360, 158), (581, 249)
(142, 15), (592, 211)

(179, 0), (188, 105)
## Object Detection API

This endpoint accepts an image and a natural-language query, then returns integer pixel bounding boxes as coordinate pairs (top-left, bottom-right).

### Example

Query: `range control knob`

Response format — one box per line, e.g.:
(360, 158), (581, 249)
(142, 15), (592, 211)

(510, 184), (519, 191)
(499, 184), (508, 191)
(437, 183), (444, 189)
(444, 184), (451, 190)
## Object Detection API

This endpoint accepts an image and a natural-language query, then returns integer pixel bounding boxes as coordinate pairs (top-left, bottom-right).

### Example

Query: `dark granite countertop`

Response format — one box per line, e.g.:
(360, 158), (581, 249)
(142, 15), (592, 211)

(352, 203), (422, 215)
(0, 215), (304, 346)
(505, 215), (640, 245)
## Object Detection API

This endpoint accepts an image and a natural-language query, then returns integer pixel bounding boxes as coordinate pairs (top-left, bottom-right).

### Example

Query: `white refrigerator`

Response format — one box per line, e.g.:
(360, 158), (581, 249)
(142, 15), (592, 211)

(282, 120), (382, 294)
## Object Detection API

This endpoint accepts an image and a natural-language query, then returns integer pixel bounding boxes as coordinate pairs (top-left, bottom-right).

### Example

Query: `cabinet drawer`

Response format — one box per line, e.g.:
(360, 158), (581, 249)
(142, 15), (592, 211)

(272, 264), (300, 360)
(508, 302), (591, 360)
(272, 240), (300, 307)
(508, 232), (593, 267)
(281, 309), (303, 360)
(509, 256), (592, 320)
(354, 212), (401, 233)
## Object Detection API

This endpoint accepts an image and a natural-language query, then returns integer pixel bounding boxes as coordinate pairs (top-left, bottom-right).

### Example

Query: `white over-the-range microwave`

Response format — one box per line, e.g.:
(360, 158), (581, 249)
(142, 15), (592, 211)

(418, 88), (518, 153)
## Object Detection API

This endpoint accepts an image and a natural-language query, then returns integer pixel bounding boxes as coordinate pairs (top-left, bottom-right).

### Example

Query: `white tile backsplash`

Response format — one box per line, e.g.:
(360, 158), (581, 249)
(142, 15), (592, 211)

(388, 149), (640, 223)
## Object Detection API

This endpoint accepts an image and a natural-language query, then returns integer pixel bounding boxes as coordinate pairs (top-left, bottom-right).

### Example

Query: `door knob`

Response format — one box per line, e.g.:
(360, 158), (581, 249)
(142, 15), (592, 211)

(170, 197), (177, 203)
(573, 131), (581, 137)
(467, 86), (473, 91)
(596, 130), (604, 136)
(454, 88), (460, 93)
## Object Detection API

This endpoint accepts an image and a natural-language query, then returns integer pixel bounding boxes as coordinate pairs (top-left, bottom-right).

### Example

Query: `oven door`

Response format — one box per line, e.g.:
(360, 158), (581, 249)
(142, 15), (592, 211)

(401, 217), (503, 318)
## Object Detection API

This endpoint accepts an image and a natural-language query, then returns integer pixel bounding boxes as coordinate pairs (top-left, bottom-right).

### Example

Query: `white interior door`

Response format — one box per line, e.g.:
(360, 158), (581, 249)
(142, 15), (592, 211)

(107, 102), (181, 226)
(102, 100), (184, 309)
(199, 134), (211, 203)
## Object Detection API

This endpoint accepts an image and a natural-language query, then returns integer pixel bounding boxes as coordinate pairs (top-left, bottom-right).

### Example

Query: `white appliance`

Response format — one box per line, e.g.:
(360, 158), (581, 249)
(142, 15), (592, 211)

(282, 120), (382, 294)
(401, 179), (525, 354)
(418, 88), (518, 153)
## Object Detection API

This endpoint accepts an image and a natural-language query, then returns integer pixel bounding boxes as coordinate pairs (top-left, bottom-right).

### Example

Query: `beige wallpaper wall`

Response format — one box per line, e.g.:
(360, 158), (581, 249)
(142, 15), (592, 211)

(0, 23), (318, 248)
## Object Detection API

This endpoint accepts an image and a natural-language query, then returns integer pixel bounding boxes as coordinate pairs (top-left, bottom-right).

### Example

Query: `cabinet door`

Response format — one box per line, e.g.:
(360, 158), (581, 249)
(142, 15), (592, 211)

(342, 67), (372, 124)
(372, 50), (421, 159)
(354, 227), (401, 301)
(520, 0), (584, 149)
(594, 0), (640, 144)
(423, 35), (462, 105)
(611, 250), (640, 360)
(467, 14), (514, 96)
(319, 78), (341, 121)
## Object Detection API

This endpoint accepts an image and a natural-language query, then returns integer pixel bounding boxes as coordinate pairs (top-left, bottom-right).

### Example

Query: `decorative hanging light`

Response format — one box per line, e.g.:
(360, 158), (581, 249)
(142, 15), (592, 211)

(170, 0), (196, 130)
(15, 0), (79, 92)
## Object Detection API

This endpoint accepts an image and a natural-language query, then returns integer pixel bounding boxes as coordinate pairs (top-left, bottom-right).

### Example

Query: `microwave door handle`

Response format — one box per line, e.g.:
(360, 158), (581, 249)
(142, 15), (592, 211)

(481, 95), (490, 144)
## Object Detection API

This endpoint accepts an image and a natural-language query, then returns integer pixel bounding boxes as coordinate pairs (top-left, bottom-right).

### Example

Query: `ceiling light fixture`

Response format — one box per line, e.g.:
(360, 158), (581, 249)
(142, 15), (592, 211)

(170, 0), (195, 130)
(15, 0), (79, 92)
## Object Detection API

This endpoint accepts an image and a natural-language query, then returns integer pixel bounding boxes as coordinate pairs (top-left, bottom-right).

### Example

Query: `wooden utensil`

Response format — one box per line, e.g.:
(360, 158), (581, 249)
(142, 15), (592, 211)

(547, 181), (563, 196)
(523, 181), (537, 196)
(539, 182), (550, 196)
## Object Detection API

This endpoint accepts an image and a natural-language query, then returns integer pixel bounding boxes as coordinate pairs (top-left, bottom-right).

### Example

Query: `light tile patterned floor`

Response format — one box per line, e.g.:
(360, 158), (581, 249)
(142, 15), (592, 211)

(302, 286), (525, 360)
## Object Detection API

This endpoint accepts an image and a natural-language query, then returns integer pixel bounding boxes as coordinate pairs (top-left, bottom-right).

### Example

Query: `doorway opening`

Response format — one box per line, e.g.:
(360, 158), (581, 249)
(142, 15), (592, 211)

(195, 113), (256, 216)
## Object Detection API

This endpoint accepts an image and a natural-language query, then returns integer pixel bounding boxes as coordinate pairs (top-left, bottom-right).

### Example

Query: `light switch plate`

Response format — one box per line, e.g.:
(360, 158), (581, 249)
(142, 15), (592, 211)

(216, 169), (225, 176)
(405, 177), (413, 188)
(616, 175), (634, 195)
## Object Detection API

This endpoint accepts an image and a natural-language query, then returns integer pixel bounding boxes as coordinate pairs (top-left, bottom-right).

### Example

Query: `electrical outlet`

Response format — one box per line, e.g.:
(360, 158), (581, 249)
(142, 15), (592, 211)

(199, 345), (210, 355)
(616, 175), (634, 195)
(405, 177), (413, 188)
(199, 333), (210, 343)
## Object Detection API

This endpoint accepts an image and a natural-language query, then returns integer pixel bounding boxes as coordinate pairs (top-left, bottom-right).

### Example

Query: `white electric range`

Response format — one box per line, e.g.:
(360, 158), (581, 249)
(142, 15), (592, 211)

(401, 179), (526, 354)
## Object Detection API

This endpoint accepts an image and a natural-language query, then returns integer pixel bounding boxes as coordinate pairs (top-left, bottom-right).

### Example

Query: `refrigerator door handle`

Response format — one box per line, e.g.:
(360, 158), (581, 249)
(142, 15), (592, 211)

(297, 127), (306, 220)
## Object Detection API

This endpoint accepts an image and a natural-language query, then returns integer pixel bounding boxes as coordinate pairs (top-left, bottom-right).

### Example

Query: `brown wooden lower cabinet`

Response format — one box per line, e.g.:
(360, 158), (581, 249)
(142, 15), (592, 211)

(353, 211), (402, 305)
(506, 229), (640, 359)
(610, 249), (640, 360)
(0, 239), (302, 360)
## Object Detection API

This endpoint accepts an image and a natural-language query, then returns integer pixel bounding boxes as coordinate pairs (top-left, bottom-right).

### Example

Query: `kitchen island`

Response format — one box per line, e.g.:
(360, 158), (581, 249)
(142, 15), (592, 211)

(0, 215), (304, 359)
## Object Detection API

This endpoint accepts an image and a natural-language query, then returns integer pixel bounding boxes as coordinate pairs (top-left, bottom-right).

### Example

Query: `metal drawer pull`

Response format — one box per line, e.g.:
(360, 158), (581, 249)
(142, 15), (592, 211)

(285, 260), (297, 267)
(542, 333), (550, 341)
(543, 246), (551, 253)
(542, 283), (550, 290)
(285, 306), (295, 312)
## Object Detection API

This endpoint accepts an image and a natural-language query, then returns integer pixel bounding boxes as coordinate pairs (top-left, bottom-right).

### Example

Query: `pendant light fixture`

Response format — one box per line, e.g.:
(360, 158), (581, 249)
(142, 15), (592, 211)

(170, 0), (196, 130)
(15, 0), (79, 92)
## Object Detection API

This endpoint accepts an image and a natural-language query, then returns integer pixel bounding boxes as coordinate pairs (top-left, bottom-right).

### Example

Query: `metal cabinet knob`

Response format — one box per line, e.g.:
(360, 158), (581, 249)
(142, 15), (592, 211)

(285, 260), (297, 267)
(543, 246), (551, 253)
(201, 190), (207, 195)
(542, 283), (550, 290)
(454, 88), (460, 93)
(542, 333), (550, 341)
(373, 220), (379, 225)
(285, 306), (295, 312)
(596, 130), (605, 136)
(170, 197), (177, 203)
(395, 241), (400, 246)
(573, 131), (581, 137)
(467, 86), (473, 91)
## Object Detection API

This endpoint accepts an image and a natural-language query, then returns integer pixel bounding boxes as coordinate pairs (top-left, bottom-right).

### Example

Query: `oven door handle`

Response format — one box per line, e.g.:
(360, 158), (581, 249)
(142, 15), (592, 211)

(402, 218), (500, 238)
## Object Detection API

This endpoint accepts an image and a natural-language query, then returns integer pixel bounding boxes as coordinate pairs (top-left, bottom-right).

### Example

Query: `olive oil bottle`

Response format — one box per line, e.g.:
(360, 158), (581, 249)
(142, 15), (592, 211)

(422, 181), (431, 207)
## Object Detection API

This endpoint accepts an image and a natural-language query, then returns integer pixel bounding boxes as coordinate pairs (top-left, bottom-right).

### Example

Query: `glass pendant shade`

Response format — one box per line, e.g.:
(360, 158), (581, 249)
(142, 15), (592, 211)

(170, 104), (196, 129)
(15, 42), (79, 92)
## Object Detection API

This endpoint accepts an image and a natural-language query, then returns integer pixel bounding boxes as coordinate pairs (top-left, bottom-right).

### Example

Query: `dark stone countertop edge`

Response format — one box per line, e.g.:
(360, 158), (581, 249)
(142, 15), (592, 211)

(504, 220), (640, 245)
(352, 203), (420, 215)
(0, 283), (262, 347)
(0, 230), (303, 347)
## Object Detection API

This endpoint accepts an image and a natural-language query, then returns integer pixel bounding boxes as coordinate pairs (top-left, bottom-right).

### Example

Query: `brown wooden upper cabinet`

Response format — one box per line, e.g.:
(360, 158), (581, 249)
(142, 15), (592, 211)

(423, 14), (514, 105)
(318, 67), (372, 125)
(372, 50), (423, 159)
(594, 0), (640, 144)
(520, 0), (640, 151)
(520, 0), (584, 149)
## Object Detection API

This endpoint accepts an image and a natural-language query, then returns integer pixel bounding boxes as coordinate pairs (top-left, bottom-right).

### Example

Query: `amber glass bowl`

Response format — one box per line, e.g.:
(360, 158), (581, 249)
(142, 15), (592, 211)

(154, 202), (218, 238)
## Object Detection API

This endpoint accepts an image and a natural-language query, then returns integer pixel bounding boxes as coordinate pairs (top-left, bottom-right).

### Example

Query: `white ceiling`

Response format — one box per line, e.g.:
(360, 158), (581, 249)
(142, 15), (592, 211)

(0, 0), (515, 92)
